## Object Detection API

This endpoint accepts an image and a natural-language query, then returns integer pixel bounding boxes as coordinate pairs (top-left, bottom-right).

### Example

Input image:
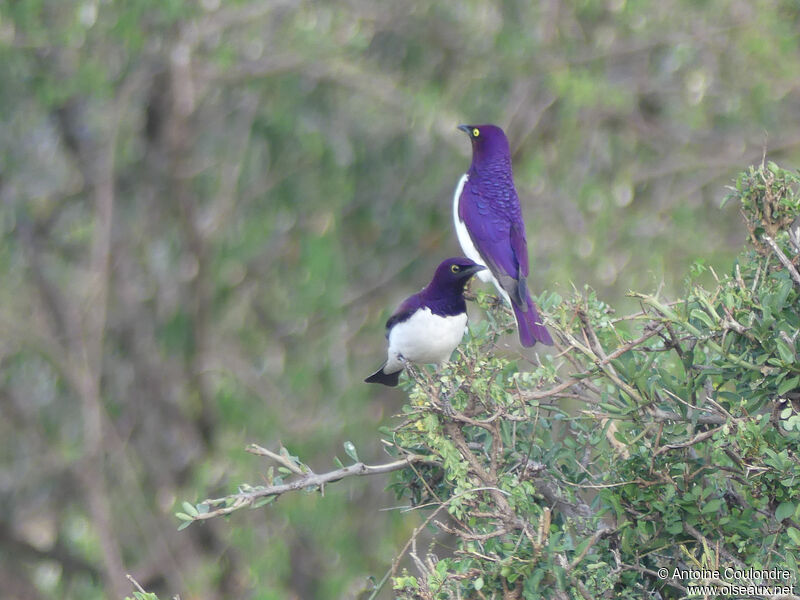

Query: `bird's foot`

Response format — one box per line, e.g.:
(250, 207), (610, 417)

(434, 373), (461, 417)
(402, 358), (429, 387)
(438, 394), (455, 417)
(402, 357), (418, 382)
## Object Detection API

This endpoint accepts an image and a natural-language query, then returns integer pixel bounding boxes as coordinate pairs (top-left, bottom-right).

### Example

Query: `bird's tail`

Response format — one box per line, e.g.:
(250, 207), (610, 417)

(512, 293), (554, 347)
(364, 363), (402, 386)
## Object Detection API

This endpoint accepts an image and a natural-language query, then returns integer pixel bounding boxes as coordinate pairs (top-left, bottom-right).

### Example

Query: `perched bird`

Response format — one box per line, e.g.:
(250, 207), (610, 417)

(365, 257), (485, 387)
(453, 124), (554, 347)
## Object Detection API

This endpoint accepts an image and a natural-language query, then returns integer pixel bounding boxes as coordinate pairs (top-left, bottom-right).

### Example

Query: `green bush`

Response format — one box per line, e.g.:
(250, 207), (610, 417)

(386, 162), (800, 598)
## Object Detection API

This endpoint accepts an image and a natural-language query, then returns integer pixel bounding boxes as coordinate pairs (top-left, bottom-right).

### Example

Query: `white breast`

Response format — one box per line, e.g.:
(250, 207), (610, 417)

(452, 173), (510, 304)
(384, 308), (468, 372)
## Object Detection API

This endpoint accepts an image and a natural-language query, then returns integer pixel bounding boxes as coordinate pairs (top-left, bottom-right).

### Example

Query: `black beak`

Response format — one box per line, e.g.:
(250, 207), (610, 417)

(462, 264), (486, 278)
(457, 124), (472, 134)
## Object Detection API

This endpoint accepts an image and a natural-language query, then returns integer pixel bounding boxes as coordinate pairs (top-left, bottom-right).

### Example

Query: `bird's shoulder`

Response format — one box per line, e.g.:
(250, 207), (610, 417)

(385, 293), (424, 332)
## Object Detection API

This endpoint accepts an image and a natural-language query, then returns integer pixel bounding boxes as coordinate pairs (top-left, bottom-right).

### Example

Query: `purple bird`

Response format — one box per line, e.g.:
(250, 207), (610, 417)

(365, 257), (485, 387)
(453, 124), (554, 347)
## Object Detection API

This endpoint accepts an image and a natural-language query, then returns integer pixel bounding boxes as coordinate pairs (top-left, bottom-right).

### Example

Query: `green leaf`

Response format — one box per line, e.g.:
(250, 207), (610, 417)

(702, 499), (722, 513)
(474, 577), (484, 591)
(182, 501), (199, 517)
(776, 502), (796, 522)
(779, 376), (800, 396)
(788, 527), (800, 546)
(690, 308), (715, 329)
(343, 441), (359, 463)
(252, 496), (276, 509)
(177, 520), (193, 531)
(175, 512), (193, 521)
(666, 521), (683, 534)
(776, 339), (795, 364)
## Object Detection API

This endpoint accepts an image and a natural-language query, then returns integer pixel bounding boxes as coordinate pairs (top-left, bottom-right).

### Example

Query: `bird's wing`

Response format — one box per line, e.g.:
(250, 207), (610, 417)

(459, 177), (527, 301)
(508, 220), (530, 306)
(385, 293), (421, 336)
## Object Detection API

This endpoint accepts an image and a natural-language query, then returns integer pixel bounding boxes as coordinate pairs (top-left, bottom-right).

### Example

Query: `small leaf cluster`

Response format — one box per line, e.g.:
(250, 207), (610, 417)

(125, 593), (159, 600)
(726, 162), (800, 242)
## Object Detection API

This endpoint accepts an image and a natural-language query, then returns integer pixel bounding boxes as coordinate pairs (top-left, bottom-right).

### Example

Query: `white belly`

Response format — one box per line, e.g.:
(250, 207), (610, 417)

(452, 173), (511, 305)
(385, 308), (467, 372)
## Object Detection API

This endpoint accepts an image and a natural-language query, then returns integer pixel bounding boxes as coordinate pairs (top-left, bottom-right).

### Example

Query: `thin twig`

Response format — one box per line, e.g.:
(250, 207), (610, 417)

(246, 444), (306, 475)
(193, 452), (438, 521)
(568, 527), (612, 571)
(654, 425), (724, 455)
(519, 325), (664, 402)
(763, 233), (800, 289)
(126, 574), (147, 594)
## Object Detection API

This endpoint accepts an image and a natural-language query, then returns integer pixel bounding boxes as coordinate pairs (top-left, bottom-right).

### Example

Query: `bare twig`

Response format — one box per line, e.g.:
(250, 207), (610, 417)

(246, 444), (306, 475)
(191, 451), (438, 521)
(568, 527), (612, 571)
(126, 574), (147, 594)
(654, 425), (725, 455)
(519, 324), (664, 402)
(763, 233), (800, 289)
(683, 523), (747, 570)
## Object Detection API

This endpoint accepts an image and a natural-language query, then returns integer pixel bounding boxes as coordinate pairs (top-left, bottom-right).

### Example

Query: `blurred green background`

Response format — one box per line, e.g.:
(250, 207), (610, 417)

(1, 1), (800, 599)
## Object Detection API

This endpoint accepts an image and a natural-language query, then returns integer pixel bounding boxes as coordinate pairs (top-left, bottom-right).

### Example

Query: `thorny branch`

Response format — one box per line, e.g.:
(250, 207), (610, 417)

(763, 233), (800, 289)
(182, 448), (439, 522)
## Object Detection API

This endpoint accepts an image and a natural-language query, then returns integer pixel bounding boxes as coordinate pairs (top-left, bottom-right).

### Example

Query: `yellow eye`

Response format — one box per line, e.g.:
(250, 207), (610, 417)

(472, 128), (480, 137)
(450, 264), (460, 273)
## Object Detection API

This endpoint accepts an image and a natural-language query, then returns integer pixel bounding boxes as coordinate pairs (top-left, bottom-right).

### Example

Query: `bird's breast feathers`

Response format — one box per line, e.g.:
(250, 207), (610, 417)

(387, 308), (468, 367)
(453, 174), (489, 280)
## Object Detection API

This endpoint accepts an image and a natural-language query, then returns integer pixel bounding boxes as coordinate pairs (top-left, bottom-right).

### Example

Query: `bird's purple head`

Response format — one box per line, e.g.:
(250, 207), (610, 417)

(458, 124), (511, 164)
(428, 257), (485, 293)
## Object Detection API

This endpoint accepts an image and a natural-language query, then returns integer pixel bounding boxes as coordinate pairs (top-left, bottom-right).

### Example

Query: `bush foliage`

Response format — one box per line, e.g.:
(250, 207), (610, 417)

(385, 162), (800, 598)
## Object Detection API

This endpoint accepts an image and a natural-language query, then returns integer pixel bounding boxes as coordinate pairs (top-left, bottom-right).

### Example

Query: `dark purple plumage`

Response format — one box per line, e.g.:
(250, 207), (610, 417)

(365, 257), (485, 386)
(454, 124), (553, 347)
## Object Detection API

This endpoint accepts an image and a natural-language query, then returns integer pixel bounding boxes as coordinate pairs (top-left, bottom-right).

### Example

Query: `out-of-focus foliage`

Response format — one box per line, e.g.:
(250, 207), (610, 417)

(2, 0), (800, 598)
(387, 162), (800, 598)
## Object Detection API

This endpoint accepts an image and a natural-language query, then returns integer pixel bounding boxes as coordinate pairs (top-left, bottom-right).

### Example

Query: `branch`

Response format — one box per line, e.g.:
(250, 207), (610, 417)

(654, 425), (724, 455)
(519, 324), (665, 402)
(630, 293), (763, 371)
(683, 523), (747, 571)
(180, 448), (439, 523)
(763, 233), (800, 289)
